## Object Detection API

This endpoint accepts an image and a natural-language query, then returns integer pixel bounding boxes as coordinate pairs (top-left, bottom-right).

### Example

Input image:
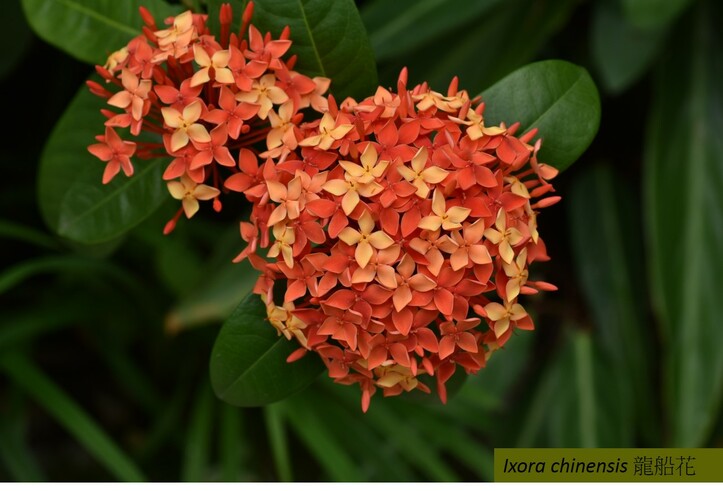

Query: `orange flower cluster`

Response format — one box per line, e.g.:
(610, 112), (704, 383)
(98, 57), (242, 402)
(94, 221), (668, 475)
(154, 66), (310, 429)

(236, 70), (560, 411)
(86, 4), (560, 411)
(87, 4), (329, 232)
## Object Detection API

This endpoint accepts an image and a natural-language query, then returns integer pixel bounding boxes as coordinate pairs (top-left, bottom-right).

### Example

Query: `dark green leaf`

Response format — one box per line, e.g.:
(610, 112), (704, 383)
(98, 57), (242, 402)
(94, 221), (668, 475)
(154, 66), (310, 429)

(210, 293), (323, 407)
(361, 0), (503, 62)
(0, 299), (90, 351)
(0, 402), (45, 482)
(250, 0), (378, 100)
(592, 1), (667, 94)
(568, 163), (659, 444)
(644, 2), (723, 446)
(166, 260), (257, 332)
(544, 330), (634, 448)
(482, 60), (601, 171)
(621, 0), (693, 29)
(376, 0), (576, 93)
(219, 404), (244, 481)
(264, 404), (293, 482)
(0, 220), (61, 250)
(21, 0), (180, 64)
(281, 394), (363, 481)
(0, 0), (33, 80)
(327, 383), (458, 481)
(300, 386), (416, 481)
(182, 384), (214, 482)
(0, 353), (146, 481)
(38, 83), (168, 244)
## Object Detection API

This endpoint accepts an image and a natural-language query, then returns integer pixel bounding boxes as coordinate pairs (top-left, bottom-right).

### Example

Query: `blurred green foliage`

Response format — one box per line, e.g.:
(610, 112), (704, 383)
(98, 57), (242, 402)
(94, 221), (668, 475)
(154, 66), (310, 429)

(1, 0), (722, 482)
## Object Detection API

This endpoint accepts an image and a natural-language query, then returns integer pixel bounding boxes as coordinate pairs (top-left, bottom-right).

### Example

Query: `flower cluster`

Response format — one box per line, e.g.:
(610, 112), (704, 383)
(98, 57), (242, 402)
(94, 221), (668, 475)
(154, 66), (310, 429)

(87, 3), (329, 232)
(234, 70), (559, 411)
(87, 4), (560, 411)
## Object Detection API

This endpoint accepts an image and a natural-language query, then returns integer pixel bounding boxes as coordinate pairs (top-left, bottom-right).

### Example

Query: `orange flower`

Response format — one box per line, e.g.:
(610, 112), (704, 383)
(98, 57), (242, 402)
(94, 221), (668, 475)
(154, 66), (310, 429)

(87, 127), (136, 184)
(338, 211), (395, 268)
(161, 100), (211, 152)
(167, 174), (220, 218)
(418, 188), (471, 231)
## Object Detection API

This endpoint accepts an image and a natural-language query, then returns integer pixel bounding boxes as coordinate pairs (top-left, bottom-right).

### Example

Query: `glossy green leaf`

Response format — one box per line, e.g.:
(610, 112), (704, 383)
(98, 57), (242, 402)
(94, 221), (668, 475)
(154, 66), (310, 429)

(361, 0), (503, 62)
(482, 60), (601, 171)
(249, 0), (378, 100)
(0, 353), (145, 481)
(21, 0), (180, 64)
(376, 0), (576, 93)
(645, 2), (723, 447)
(569, 164), (659, 445)
(592, 1), (667, 94)
(210, 293), (324, 407)
(38, 83), (168, 244)
(621, 0), (693, 29)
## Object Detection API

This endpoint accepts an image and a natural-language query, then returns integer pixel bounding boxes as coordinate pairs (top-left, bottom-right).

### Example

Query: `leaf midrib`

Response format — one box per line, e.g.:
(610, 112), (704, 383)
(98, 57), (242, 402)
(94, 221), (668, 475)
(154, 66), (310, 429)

(524, 68), (586, 133)
(296, 0), (325, 77)
(219, 332), (285, 398)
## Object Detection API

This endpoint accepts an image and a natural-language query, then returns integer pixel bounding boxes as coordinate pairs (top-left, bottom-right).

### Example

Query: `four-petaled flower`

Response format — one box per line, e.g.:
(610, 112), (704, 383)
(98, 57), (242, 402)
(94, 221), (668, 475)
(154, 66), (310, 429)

(161, 100), (211, 152)
(167, 174), (220, 218)
(419, 188), (472, 231)
(338, 211), (395, 268)
(396, 146), (448, 198)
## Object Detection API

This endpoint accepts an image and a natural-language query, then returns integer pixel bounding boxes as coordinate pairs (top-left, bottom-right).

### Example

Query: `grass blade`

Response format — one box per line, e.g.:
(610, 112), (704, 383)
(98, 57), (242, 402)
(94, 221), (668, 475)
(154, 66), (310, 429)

(182, 383), (214, 482)
(264, 404), (292, 482)
(0, 352), (145, 481)
(220, 404), (243, 482)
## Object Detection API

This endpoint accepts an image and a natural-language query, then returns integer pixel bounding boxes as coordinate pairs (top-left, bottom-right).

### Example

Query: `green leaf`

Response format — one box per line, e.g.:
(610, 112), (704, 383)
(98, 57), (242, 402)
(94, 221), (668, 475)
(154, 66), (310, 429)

(375, 0), (577, 93)
(21, 0), (180, 64)
(592, 1), (667, 94)
(281, 395), (363, 481)
(0, 0), (33, 80)
(644, 2), (723, 447)
(327, 383), (458, 481)
(165, 259), (257, 332)
(38, 83), (168, 244)
(568, 163), (659, 445)
(544, 330), (634, 448)
(264, 404), (293, 482)
(0, 403), (45, 482)
(219, 404), (244, 481)
(482, 60), (601, 171)
(361, 0), (503, 62)
(210, 293), (324, 407)
(621, 0), (693, 29)
(0, 299), (90, 351)
(0, 353), (146, 481)
(182, 384), (214, 482)
(0, 220), (61, 250)
(249, 0), (378, 100)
